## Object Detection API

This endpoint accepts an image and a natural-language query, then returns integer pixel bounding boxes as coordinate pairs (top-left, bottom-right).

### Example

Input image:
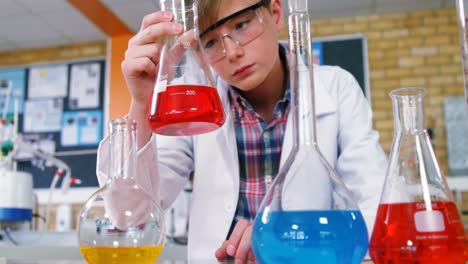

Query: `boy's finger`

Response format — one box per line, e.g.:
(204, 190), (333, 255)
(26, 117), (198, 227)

(226, 219), (250, 257)
(131, 22), (183, 46)
(248, 250), (256, 262)
(235, 225), (252, 264)
(140, 11), (174, 31)
(215, 240), (230, 260)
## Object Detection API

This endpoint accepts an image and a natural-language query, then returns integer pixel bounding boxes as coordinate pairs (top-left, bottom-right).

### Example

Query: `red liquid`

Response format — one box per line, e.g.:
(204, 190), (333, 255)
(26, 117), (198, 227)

(370, 201), (468, 264)
(148, 84), (225, 136)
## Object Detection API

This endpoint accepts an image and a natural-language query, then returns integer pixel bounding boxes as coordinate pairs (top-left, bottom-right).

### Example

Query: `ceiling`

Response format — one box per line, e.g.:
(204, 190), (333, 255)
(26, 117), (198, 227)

(0, 0), (456, 53)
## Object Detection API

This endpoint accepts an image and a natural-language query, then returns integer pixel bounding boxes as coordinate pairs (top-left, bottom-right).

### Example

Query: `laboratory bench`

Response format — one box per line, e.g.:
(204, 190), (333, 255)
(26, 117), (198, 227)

(0, 244), (189, 263)
(0, 257), (375, 264)
(0, 231), (189, 262)
(0, 260), (375, 264)
(0, 231), (377, 263)
(0, 245), (375, 263)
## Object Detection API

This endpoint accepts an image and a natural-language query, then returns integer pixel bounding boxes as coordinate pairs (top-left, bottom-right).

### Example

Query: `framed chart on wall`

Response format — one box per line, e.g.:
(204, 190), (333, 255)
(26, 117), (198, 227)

(312, 34), (370, 103)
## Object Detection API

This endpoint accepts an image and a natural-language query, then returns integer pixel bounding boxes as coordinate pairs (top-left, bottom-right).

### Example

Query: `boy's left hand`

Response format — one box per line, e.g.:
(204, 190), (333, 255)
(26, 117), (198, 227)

(215, 219), (257, 264)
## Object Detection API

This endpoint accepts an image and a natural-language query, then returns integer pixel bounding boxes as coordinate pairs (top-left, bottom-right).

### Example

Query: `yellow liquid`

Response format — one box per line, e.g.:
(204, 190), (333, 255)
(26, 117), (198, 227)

(80, 245), (164, 264)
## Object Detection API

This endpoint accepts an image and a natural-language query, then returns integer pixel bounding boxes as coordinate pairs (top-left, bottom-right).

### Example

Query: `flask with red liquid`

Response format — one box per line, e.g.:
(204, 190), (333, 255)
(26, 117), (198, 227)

(148, 0), (225, 136)
(369, 87), (468, 264)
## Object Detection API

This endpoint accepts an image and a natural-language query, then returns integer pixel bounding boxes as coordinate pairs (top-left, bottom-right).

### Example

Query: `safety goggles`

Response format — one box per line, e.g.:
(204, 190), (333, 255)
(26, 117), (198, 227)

(199, 0), (268, 63)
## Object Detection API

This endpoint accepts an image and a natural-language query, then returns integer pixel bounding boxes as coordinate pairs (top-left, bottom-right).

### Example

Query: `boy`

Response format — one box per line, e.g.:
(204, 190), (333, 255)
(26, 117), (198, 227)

(97, 0), (387, 263)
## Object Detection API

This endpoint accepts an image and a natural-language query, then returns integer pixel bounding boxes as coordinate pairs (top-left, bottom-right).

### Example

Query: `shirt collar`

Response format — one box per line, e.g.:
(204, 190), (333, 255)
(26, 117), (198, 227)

(228, 79), (290, 120)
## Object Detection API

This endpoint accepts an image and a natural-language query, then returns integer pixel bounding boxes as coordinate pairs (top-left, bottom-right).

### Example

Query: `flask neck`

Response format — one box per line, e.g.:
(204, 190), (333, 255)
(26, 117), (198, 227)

(109, 119), (138, 180)
(288, 0), (308, 13)
(288, 10), (316, 146)
(160, 0), (195, 31)
(390, 88), (426, 134)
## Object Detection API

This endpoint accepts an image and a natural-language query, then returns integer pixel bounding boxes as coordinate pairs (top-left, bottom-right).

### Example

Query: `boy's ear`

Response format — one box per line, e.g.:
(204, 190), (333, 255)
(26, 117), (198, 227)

(269, 0), (285, 30)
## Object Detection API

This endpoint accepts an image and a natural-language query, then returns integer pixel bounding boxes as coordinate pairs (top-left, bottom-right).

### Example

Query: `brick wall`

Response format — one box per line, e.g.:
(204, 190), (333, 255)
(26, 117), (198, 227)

(280, 8), (465, 175)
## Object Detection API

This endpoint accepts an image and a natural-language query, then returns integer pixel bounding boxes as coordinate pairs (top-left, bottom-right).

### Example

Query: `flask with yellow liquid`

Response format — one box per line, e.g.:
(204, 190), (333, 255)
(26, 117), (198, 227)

(77, 118), (165, 264)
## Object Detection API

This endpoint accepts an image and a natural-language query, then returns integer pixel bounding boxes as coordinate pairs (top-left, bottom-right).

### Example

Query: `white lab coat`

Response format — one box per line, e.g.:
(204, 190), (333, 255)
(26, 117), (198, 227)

(97, 64), (387, 260)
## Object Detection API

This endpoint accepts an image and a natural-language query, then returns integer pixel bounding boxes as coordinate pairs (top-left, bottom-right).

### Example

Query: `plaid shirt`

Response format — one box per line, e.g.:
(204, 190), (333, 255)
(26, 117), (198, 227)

(228, 84), (290, 227)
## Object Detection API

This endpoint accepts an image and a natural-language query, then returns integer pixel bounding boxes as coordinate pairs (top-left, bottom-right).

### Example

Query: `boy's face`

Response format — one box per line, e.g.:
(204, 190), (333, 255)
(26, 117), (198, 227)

(202, 0), (284, 92)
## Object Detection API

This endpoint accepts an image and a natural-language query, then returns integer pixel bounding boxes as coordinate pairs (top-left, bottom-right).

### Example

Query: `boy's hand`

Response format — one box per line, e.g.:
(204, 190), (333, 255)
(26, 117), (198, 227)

(215, 219), (257, 264)
(121, 11), (183, 106)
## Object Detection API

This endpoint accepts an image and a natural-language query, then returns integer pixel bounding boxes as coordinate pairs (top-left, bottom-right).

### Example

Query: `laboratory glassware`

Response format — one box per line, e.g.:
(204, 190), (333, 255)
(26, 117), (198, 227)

(251, 1), (368, 263)
(77, 118), (165, 264)
(0, 82), (33, 230)
(369, 87), (468, 264)
(456, 0), (468, 110)
(148, 0), (225, 136)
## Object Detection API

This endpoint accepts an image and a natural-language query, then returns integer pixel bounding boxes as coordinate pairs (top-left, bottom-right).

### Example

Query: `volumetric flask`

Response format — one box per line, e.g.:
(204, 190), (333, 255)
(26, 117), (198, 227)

(369, 87), (468, 264)
(148, 0), (225, 136)
(251, 1), (368, 263)
(78, 118), (165, 264)
(456, 0), (468, 110)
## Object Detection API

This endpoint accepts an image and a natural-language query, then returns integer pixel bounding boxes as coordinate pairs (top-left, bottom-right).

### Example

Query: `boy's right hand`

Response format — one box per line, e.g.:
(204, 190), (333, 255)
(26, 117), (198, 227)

(215, 219), (257, 264)
(121, 11), (183, 107)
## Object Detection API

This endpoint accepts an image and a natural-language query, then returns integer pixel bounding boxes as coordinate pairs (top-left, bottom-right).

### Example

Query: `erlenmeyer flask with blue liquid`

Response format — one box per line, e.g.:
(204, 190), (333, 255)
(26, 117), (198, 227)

(251, 0), (369, 263)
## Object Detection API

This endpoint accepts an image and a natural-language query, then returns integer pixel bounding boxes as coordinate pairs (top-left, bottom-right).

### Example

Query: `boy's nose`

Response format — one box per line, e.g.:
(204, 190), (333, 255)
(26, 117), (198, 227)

(222, 34), (243, 60)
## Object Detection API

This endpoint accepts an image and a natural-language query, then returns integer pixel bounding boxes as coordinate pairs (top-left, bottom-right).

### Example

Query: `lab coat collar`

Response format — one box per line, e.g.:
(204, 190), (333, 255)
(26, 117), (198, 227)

(313, 69), (337, 117)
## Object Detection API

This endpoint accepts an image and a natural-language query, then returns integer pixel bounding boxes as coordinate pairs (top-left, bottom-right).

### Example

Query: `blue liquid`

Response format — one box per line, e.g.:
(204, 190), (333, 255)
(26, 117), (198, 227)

(252, 210), (368, 264)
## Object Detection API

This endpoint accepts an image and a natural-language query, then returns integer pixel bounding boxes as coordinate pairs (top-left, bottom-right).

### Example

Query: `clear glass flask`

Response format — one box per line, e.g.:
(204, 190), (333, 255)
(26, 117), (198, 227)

(77, 118), (165, 264)
(456, 0), (468, 109)
(251, 1), (368, 263)
(369, 87), (468, 264)
(148, 0), (225, 136)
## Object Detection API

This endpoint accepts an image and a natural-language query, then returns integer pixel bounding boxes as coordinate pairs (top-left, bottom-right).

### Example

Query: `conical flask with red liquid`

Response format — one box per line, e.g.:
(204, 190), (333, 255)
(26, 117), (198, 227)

(148, 0), (225, 136)
(369, 87), (468, 264)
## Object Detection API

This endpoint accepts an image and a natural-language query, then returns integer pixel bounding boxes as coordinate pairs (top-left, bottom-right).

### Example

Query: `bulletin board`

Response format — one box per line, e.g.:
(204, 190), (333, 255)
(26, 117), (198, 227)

(444, 96), (468, 176)
(312, 34), (370, 102)
(0, 59), (106, 189)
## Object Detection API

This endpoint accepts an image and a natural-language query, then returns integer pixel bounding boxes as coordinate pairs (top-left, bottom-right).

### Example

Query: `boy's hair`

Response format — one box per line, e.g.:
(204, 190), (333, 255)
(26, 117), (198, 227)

(197, 0), (271, 34)
(197, 0), (222, 34)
